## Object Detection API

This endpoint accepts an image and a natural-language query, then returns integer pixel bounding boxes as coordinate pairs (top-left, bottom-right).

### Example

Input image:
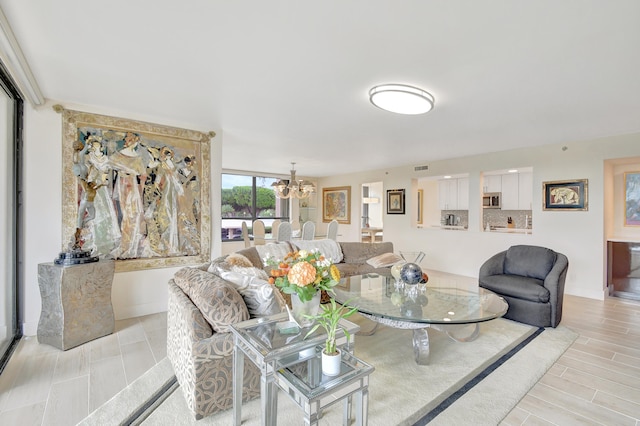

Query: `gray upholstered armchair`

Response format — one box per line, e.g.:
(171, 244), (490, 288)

(479, 245), (569, 328)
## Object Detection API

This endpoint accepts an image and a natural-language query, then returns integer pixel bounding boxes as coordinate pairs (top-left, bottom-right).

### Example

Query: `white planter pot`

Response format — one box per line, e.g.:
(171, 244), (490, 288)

(322, 349), (342, 376)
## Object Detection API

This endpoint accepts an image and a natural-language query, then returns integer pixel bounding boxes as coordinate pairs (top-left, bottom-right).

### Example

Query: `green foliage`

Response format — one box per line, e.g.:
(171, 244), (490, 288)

(220, 186), (275, 215)
(256, 187), (275, 209)
(305, 299), (357, 355)
(221, 204), (234, 216)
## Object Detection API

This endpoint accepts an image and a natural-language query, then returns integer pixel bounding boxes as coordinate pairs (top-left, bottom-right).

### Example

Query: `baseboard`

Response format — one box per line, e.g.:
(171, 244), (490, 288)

(115, 301), (168, 321)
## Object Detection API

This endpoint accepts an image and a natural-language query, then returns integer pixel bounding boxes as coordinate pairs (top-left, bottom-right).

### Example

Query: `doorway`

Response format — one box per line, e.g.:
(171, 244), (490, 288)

(604, 158), (640, 300)
(362, 182), (383, 242)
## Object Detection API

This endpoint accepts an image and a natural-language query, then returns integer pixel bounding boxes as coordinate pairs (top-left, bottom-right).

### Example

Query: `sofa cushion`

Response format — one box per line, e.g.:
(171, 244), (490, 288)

(339, 242), (394, 264)
(291, 239), (344, 263)
(504, 245), (557, 281)
(233, 247), (265, 269)
(173, 267), (249, 333)
(479, 274), (550, 303)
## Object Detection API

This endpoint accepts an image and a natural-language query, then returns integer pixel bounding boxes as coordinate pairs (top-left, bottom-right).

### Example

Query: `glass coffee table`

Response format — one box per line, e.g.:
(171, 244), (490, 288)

(333, 271), (508, 365)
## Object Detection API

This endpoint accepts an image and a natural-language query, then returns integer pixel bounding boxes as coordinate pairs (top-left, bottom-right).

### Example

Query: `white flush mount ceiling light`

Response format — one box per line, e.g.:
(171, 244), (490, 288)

(369, 84), (434, 115)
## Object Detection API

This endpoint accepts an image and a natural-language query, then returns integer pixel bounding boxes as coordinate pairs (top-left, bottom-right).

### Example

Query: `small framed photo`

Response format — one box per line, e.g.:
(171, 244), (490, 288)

(542, 179), (588, 211)
(322, 186), (351, 224)
(387, 189), (405, 214)
(624, 171), (640, 226)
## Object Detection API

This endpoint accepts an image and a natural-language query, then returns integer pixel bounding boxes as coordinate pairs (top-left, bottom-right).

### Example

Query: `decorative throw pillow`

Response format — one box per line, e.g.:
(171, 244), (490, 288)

(215, 268), (286, 317)
(292, 239), (344, 263)
(173, 267), (249, 333)
(366, 252), (404, 268)
(226, 252), (254, 268)
(255, 242), (295, 264)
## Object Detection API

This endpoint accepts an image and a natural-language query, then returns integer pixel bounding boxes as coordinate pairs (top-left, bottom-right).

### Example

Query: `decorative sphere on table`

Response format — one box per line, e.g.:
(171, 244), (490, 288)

(391, 262), (405, 281)
(400, 263), (422, 285)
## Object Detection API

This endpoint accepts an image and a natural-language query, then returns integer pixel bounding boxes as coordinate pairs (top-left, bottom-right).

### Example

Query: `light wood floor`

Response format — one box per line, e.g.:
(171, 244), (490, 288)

(0, 296), (638, 425)
(502, 295), (640, 426)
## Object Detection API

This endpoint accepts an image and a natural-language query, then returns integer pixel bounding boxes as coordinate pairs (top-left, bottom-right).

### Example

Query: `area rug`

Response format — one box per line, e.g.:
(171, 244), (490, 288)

(80, 317), (577, 426)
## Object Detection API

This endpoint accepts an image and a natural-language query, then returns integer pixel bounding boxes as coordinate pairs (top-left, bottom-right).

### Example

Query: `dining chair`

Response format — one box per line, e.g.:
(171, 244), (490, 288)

(291, 220), (301, 238)
(276, 221), (292, 242)
(301, 221), (316, 240)
(271, 219), (281, 239)
(241, 221), (251, 248)
(326, 219), (339, 241)
(252, 219), (266, 245)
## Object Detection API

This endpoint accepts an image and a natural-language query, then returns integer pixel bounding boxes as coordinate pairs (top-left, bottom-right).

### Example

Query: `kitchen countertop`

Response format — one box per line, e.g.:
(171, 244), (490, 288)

(488, 227), (532, 234)
(431, 225), (468, 230)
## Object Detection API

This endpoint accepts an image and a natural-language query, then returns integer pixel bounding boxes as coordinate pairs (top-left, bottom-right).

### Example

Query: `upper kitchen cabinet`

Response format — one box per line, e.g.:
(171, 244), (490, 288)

(438, 176), (469, 210)
(501, 173), (519, 210)
(483, 175), (502, 193)
(482, 168), (533, 211)
(518, 171), (533, 210)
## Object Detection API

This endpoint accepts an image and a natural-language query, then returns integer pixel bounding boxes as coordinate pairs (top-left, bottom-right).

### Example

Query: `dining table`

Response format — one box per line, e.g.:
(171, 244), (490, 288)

(361, 227), (383, 243)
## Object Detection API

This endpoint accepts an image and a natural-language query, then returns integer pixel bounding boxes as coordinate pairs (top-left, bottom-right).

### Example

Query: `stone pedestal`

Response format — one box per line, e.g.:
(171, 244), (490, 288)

(37, 260), (115, 350)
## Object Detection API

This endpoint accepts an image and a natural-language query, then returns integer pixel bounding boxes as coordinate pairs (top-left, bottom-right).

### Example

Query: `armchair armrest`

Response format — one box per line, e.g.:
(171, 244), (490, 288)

(479, 251), (506, 279)
(543, 252), (569, 328)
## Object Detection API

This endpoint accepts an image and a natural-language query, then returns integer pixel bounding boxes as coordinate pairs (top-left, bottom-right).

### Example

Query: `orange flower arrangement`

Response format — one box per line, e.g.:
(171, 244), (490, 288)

(266, 249), (341, 302)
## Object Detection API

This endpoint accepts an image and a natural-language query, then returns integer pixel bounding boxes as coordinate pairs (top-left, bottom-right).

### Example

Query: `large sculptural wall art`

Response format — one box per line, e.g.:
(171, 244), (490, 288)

(56, 106), (213, 272)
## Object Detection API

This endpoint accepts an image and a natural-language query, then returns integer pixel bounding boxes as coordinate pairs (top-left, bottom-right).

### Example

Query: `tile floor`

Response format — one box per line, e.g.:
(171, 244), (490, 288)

(0, 312), (167, 426)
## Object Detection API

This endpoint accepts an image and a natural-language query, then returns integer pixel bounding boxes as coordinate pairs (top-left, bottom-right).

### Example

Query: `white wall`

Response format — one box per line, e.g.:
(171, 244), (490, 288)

(21, 101), (222, 336)
(315, 133), (640, 301)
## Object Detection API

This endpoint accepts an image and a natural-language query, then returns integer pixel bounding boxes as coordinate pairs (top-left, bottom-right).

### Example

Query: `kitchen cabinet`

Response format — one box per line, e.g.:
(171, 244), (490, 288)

(483, 175), (502, 193)
(439, 178), (468, 210)
(518, 172), (533, 209)
(457, 177), (469, 210)
(438, 179), (458, 210)
(501, 173), (519, 210)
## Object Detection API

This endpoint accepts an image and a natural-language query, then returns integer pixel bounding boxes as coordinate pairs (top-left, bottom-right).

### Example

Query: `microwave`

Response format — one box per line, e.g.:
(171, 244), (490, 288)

(483, 192), (501, 209)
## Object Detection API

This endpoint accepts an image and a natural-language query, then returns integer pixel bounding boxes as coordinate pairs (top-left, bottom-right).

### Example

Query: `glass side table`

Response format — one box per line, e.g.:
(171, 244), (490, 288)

(230, 312), (360, 426)
(274, 347), (374, 426)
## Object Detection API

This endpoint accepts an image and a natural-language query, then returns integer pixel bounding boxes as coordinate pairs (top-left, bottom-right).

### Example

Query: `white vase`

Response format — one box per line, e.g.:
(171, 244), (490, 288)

(322, 348), (342, 376)
(291, 292), (321, 327)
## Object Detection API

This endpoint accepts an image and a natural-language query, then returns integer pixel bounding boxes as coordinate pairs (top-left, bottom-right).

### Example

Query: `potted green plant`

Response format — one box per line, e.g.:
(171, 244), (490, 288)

(305, 298), (358, 376)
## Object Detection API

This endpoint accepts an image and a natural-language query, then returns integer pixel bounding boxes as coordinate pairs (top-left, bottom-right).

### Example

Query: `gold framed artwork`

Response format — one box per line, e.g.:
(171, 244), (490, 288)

(542, 179), (588, 211)
(417, 189), (424, 224)
(322, 186), (351, 224)
(624, 171), (640, 226)
(58, 106), (213, 272)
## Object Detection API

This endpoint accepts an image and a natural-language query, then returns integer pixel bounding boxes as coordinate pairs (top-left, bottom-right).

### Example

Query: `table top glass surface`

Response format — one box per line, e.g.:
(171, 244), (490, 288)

(333, 271), (508, 325)
(230, 313), (358, 362)
(278, 348), (374, 399)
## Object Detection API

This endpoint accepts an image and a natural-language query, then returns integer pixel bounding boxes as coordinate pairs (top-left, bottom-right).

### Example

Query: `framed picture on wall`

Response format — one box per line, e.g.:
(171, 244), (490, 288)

(624, 171), (640, 226)
(542, 179), (588, 211)
(58, 107), (214, 272)
(322, 186), (351, 223)
(387, 189), (405, 214)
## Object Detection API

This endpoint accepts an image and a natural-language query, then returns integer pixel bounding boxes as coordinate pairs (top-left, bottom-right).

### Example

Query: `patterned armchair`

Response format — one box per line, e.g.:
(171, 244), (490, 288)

(167, 253), (284, 419)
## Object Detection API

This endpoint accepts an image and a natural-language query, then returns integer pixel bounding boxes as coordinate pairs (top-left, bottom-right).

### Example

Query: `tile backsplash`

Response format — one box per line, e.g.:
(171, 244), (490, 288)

(439, 209), (533, 230)
(483, 209), (533, 230)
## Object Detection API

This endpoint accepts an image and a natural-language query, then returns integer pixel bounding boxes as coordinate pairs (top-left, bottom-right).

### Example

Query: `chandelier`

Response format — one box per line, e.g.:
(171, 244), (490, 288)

(271, 162), (316, 199)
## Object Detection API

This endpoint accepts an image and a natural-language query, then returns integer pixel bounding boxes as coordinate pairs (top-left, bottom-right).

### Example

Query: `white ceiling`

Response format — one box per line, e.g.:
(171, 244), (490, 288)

(2, 1), (639, 178)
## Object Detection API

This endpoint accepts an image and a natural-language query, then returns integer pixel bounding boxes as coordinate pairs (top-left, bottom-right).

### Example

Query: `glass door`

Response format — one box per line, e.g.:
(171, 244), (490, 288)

(0, 65), (22, 372)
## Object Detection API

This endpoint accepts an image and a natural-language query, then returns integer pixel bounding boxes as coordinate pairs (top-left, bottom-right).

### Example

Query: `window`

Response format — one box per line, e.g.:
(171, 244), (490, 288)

(221, 173), (289, 241)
